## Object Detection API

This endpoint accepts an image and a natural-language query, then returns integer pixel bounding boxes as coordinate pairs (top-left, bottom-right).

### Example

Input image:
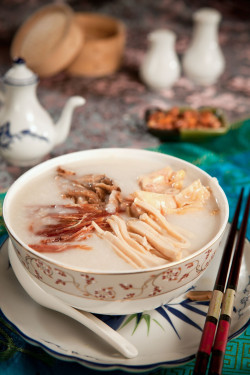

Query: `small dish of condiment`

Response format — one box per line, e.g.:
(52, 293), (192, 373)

(145, 106), (230, 142)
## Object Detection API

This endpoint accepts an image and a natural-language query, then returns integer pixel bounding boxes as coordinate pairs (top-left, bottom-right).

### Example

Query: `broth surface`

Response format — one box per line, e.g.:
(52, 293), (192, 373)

(9, 154), (221, 271)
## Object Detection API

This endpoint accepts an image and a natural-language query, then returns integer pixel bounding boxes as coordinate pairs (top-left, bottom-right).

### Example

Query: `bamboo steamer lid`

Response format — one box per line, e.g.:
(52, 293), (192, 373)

(10, 4), (83, 77)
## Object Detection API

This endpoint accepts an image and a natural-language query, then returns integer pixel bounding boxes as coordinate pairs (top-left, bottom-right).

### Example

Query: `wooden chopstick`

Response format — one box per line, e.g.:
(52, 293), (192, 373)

(192, 188), (245, 375)
(208, 191), (250, 375)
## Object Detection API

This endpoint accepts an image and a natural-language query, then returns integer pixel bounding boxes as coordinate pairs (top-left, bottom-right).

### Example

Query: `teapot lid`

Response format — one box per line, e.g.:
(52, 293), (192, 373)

(3, 58), (38, 85)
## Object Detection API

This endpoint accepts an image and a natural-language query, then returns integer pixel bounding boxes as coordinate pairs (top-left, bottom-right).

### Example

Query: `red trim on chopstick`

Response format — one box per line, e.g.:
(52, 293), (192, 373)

(192, 188), (244, 375)
(199, 320), (217, 354)
(208, 191), (250, 375)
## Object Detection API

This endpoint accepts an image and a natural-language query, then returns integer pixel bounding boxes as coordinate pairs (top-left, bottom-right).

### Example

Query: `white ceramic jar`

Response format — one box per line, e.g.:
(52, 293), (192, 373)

(140, 29), (181, 90)
(183, 8), (225, 85)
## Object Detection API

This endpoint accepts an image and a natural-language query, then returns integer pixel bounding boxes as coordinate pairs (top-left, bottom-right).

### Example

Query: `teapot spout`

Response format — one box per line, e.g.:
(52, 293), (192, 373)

(54, 96), (85, 146)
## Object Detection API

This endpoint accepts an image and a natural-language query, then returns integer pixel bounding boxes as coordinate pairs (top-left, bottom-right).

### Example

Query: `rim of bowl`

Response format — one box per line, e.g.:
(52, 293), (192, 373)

(3, 148), (229, 275)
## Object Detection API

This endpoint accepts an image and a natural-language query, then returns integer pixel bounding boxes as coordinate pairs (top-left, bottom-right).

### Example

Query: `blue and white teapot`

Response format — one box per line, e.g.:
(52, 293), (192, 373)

(0, 58), (85, 166)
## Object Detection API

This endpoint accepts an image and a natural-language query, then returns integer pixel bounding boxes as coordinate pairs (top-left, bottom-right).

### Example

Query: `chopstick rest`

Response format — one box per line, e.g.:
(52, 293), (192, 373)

(192, 188), (246, 375)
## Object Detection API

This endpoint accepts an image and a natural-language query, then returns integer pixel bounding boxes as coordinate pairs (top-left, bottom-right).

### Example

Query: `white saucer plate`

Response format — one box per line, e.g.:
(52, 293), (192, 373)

(0, 224), (249, 372)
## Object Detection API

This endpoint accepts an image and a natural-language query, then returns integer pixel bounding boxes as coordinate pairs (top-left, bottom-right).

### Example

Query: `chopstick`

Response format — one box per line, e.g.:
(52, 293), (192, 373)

(192, 188), (249, 375)
(208, 191), (250, 375)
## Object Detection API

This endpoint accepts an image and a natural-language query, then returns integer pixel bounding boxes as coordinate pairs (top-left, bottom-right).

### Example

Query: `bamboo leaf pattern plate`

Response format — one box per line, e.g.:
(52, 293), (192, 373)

(0, 224), (249, 372)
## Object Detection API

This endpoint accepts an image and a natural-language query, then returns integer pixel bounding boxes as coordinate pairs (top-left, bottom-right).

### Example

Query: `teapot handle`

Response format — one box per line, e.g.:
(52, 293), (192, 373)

(0, 83), (5, 104)
(0, 87), (5, 103)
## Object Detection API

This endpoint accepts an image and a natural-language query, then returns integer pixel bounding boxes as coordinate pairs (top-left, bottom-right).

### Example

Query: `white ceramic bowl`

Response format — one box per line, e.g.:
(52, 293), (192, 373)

(3, 148), (229, 314)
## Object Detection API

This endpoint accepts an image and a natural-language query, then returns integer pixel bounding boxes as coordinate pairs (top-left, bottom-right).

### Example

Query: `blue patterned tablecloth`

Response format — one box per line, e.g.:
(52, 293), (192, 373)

(0, 120), (249, 374)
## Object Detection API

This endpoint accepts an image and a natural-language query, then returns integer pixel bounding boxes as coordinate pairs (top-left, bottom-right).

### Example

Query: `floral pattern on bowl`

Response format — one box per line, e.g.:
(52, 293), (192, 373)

(10, 235), (219, 314)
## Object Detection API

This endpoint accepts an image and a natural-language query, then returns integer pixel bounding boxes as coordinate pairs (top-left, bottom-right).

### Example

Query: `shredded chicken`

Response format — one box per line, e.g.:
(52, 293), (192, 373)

(92, 220), (165, 268)
(27, 165), (214, 270)
(133, 198), (190, 245)
(133, 190), (177, 215)
(139, 212), (164, 234)
(92, 196), (193, 268)
(129, 232), (152, 251)
(175, 179), (210, 209)
(133, 179), (210, 215)
(107, 215), (149, 254)
(127, 219), (182, 261)
(138, 167), (185, 193)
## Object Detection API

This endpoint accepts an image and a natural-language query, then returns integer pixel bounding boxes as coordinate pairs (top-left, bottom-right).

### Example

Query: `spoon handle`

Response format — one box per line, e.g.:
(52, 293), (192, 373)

(54, 303), (138, 359)
(8, 244), (138, 359)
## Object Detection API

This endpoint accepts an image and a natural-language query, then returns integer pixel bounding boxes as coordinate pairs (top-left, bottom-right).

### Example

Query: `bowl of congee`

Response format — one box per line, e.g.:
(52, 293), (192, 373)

(3, 148), (229, 315)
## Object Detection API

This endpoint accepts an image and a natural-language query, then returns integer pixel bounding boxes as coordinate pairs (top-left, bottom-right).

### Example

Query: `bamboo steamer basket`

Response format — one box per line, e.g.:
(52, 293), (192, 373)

(67, 13), (126, 77)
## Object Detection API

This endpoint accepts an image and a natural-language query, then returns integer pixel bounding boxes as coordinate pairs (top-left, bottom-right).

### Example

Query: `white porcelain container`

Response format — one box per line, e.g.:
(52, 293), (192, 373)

(3, 148), (229, 315)
(140, 29), (181, 90)
(183, 8), (225, 85)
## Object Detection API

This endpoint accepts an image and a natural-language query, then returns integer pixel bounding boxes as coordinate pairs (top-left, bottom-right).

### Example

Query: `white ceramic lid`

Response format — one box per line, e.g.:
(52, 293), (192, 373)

(3, 58), (38, 85)
(193, 8), (222, 23)
(148, 29), (176, 43)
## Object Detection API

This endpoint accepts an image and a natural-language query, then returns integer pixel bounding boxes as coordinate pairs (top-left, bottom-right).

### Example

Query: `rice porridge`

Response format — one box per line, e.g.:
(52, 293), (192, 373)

(9, 153), (222, 272)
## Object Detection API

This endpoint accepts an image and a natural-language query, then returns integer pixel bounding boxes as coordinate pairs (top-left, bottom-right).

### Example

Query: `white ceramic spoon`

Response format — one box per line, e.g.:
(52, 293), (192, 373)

(8, 245), (138, 359)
